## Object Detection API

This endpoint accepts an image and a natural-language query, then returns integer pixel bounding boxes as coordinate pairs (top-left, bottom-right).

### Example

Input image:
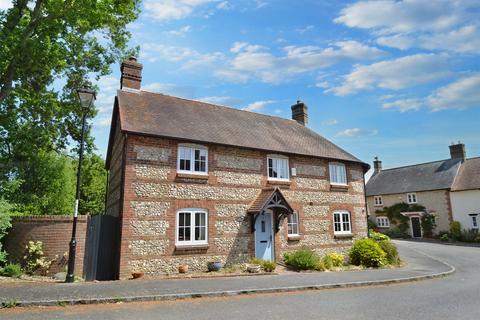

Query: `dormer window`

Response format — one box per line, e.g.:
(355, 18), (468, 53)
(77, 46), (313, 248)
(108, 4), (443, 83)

(329, 162), (347, 185)
(177, 144), (208, 174)
(267, 155), (289, 181)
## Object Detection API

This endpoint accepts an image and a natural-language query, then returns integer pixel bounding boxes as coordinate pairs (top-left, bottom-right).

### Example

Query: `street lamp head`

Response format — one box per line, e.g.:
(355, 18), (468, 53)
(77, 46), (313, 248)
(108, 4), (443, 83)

(76, 83), (96, 111)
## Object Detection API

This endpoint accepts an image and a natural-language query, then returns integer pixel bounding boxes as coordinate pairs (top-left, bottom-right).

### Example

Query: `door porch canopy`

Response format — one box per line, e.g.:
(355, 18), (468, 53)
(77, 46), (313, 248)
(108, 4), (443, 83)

(247, 187), (294, 232)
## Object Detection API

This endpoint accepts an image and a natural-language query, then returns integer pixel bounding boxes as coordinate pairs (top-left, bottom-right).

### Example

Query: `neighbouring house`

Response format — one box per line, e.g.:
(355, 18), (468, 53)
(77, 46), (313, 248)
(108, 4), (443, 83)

(366, 143), (480, 238)
(104, 57), (369, 279)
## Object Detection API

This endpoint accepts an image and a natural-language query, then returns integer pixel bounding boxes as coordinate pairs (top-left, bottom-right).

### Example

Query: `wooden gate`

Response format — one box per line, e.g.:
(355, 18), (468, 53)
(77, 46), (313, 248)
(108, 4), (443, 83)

(83, 215), (120, 281)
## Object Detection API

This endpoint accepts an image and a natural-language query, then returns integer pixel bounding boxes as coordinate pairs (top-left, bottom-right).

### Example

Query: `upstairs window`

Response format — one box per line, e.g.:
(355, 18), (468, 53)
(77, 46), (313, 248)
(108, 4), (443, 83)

(267, 156), (289, 181)
(333, 211), (351, 234)
(178, 145), (208, 174)
(407, 193), (417, 204)
(176, 209), (208, 246)
(374, 196), (383, 206)
(329, 162), (347, 185)
(287, 212), (299, 236)
(376, 216), (390, 228)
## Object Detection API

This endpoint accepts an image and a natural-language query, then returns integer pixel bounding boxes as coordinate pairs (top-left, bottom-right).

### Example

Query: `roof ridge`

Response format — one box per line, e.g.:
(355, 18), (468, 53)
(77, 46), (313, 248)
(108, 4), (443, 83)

(379, 158), (457, 172)
(138, 89), (298, 124)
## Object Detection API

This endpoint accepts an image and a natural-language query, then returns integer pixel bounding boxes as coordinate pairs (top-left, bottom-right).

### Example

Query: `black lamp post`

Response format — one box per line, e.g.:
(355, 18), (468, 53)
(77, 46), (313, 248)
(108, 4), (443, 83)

(65, 84), (96, 283)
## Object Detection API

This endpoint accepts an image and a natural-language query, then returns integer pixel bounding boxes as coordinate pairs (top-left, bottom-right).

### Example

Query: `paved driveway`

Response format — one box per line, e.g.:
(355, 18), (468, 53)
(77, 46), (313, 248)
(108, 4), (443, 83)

(2, 240), (479, 320)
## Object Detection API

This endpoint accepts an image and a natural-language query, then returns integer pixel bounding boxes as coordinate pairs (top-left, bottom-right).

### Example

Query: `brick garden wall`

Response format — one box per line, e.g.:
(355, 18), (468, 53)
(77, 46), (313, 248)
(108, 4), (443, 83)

(3, 215), (88, 276)
(115, 134), (368, 279)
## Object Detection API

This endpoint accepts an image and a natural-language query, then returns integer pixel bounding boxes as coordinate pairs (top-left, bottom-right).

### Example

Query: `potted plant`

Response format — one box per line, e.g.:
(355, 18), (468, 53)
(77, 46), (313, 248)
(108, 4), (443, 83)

(207, 261), (223, 272)
(131, 271), (144, 279)
(178, 264), (188, 273)
(246, 264), (261, 273)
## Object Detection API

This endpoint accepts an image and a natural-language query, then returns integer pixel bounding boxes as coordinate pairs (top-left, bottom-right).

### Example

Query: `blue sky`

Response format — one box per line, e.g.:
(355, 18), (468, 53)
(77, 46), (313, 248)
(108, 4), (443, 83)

(4, 1), (479, 174)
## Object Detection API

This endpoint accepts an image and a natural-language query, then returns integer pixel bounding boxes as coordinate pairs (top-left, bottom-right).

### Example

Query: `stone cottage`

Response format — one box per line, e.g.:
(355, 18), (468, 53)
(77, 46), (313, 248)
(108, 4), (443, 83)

(366, 143), (480, 238)
(105, 57), (369, 279)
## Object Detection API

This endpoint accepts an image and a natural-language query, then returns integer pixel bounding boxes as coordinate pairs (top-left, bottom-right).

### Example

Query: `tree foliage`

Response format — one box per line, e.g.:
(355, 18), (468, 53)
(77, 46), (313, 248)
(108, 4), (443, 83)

(79, 153), (107, 215)
(0, 0), (138, 216)
(375, 202), (426, 233)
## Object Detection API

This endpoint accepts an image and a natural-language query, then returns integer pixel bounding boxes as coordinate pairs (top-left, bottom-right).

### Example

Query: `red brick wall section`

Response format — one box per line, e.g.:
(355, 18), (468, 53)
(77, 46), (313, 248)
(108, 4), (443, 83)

(3, 215), (88, 276)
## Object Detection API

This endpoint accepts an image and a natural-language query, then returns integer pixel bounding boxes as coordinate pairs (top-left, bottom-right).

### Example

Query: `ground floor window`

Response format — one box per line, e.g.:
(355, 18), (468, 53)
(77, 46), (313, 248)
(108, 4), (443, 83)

(333, 210), (351, 234)
(376, 216), (390, 228)
(471, 214), (478, 229)
(287, 212), (299, 236)
(176, 208), (208, 245)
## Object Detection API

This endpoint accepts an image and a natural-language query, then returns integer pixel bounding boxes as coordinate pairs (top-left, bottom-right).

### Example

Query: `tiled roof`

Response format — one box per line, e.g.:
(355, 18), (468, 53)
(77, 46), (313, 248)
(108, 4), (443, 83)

(451, 157), (480, 191)
(366, 158), (462, 196)
(115, 89), (367, 167)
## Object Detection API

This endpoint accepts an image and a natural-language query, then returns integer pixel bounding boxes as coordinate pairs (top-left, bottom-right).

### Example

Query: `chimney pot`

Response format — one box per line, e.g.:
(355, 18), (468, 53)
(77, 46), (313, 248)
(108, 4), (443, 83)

(373, 157), (382, 174)
(449, 142), (466, 161)
(120, 56), (143, 90)
(291, 100), (308, 126)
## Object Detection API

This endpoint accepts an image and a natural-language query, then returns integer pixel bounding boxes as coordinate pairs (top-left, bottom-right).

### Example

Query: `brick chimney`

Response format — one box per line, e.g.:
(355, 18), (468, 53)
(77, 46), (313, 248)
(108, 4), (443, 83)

(449, 142), (466, 161)
(373, 156), (382, 174)
(120, 56), (143, 90)
(291, 100), (308, 126)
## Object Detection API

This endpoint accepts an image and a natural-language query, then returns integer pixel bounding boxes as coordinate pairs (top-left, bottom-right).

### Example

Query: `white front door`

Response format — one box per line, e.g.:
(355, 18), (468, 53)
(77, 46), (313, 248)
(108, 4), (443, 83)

(255, 210), (274, 261)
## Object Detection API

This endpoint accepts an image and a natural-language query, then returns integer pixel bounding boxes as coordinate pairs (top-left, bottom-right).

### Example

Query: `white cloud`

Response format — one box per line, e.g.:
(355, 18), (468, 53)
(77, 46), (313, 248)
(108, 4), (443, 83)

(296, 25), (314, 34)
(217, 1), (232, 10)
(382, 98), (423, 112)
(141, 43), (224, 69)
(164, 25), (192, 37)
(321, 119), (338, 126)
(242, 100), (275, 111)
(196, 96), (241, 106)
(142, 82), (196, 98)
(328, 54), (451, 96)
(217, 40), (384, 84)
(94, 117), (112, 128)
(427, 74), (480, 111)
(335, 0), (472, 34)
(255, 0), (268, 9)
(376, 34), (415, 50)
(93, 76), (119, 114)
(336, 128), (378, 137)
(144, 0), (216, 21)
(420, 25), (480, 54)
(0, 0), (12, 10)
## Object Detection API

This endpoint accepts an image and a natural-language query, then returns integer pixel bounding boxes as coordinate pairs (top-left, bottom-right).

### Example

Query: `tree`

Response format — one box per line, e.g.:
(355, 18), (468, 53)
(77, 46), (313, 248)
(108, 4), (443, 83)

(5, 150), (76, 215)
(79, 153), (107, 215)
(0, 0), (140, 175)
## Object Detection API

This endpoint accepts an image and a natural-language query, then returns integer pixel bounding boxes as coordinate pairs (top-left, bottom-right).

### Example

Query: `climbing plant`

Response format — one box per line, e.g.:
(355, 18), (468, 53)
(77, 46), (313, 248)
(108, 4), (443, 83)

(375, 202), (426, 233)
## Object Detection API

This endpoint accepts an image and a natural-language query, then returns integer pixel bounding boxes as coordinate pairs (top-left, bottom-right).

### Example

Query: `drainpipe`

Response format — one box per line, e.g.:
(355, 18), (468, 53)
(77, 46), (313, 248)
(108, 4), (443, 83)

(362, 175), (370, 238)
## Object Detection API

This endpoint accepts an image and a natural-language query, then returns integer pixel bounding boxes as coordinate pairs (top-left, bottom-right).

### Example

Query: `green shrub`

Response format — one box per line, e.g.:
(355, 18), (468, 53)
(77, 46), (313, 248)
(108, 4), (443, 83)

(314, 260), (326, 271)
(349, 239), (386, 268)
(450, 221), (462, 241)
(369, 230), (390, 241)
(460, 229), (479, 242)
(0, 263), (22, 278)
(377, 240), (399, 265)
(250, 258), (276, 272)
(23, 241), (52, 275)
(0, 199), (13, 266)
(283, 248), (319, 270)
(440, 234), (450, 242)
(367, 219), (377, 231)
(322, 252), (344, 269)
(421, 213), (436, 238)
(384, 226), (409, 239)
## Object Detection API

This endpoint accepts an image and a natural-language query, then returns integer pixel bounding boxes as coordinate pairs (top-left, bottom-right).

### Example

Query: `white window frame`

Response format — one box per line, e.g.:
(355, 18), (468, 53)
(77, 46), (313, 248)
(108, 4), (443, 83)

(471, 215), (478, 229)
(407, 193), (417, 204)
(333, 210), (352, 235)
(376, 216), (390, 228)
(374, 196), (383, 206)
(287, 212), (299, 236)
(177, 144), (208, 175)
(267, 155), (290, 181)
(176, 208), (208, 246)
(329, 162), (348, 186)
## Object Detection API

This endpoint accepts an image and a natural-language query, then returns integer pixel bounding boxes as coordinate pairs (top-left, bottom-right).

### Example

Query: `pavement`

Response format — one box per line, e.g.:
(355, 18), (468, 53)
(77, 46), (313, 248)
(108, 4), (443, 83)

(0, 240), (454, 307)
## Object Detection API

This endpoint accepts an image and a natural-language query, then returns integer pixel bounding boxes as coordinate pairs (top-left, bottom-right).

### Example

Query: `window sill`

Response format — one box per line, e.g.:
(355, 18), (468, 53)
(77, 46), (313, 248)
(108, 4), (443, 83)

(176, 172), (209, 183)
(330, 184), (349, 192)
(175, 244), (209, 253)
(334, 233), (353, 239)
(287, 235), (301, 241)
(267, 179), (291, 186)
